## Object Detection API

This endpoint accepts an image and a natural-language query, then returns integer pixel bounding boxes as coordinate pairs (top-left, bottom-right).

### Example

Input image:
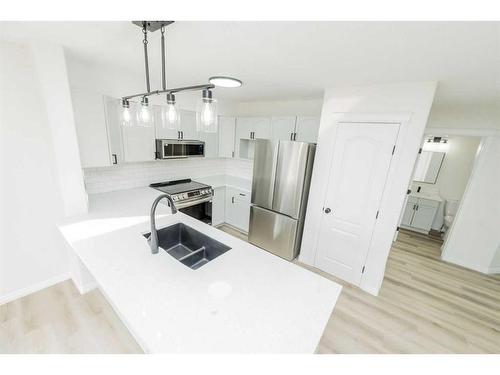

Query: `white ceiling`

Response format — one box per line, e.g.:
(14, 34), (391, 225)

(1, 21), (499, 108)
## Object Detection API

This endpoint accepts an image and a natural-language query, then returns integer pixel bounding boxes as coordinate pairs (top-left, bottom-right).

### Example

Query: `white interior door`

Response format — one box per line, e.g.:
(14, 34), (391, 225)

(314, 122), (400, 285)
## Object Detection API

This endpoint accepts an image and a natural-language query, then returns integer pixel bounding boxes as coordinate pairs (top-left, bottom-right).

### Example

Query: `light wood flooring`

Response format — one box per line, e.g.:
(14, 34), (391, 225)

(1, 226), (499, 353)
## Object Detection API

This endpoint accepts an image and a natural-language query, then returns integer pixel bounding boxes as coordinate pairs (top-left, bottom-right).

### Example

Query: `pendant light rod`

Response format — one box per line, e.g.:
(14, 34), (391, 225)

(161, 26), (166, 91)
(122, 83), (215, 101)
(142, 23), (151, 93)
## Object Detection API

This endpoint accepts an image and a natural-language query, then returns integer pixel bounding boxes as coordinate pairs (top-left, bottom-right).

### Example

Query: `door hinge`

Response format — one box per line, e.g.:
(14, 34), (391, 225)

(362, 266), (365, 274)
(375, 210), (379, 219)
(391, 145), (396, 155)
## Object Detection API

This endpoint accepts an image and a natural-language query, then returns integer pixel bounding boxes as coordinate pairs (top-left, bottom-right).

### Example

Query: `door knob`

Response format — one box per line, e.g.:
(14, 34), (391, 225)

(324, 207), (331, 214)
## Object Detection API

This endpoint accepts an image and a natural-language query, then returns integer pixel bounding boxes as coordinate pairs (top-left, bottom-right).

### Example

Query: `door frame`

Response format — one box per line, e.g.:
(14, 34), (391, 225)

(300, 112), (415, 295)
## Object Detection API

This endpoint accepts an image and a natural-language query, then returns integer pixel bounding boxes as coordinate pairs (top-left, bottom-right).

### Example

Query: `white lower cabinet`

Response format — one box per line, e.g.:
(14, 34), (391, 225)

(225, 187), (251, 232)
(400, 196), (440, 233)
(211, 186), (226, 226)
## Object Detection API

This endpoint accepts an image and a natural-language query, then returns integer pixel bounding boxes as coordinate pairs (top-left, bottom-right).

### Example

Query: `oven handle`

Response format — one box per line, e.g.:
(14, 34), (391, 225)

(174, 196), (213, 209)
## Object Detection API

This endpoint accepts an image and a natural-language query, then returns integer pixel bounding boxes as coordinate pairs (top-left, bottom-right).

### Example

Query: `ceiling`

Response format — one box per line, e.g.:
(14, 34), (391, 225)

(1, 21), (499, 108)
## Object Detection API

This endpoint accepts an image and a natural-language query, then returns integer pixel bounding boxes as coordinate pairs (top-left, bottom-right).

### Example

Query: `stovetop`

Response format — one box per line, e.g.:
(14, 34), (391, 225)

(150, 179), (211, 195)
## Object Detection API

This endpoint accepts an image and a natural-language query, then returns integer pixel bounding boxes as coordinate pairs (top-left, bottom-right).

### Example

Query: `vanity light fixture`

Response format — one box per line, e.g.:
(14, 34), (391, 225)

(423, 135), (449, 152)
(121, 21), (242, 133)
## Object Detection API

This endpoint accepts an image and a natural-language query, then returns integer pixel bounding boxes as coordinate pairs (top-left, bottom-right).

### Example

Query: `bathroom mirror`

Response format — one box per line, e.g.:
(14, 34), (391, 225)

(413, 151), (445, 184)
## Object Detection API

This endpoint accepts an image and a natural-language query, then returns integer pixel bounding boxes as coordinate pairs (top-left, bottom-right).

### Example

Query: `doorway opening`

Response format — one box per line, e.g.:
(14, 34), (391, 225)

(396, 134), (481, 254)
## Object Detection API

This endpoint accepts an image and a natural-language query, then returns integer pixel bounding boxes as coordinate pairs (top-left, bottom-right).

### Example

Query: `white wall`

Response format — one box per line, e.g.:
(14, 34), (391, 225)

(0, 41), (69, 303)
(427, 103), (500, 130)
(300, 82), (437, 295)
(442, 135), (500, 274)
(234, 98), (323, 117)
(31, 43), (88, 216)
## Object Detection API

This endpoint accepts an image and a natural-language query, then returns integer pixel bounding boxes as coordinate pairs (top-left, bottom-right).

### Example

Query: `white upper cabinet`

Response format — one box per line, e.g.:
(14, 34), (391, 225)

(295, 116), (320, 143)
(179, 110), (198, 140)
(236, 117), (271, 140)
(121, 108), (156, 162)
(218, 116), (236, 158)
(72, 89), (112, 168)
(103, 95), (125, 165)
(271, 116), (297, 141)
(153, 105), (179, 140)
(199, 131), (219, 158)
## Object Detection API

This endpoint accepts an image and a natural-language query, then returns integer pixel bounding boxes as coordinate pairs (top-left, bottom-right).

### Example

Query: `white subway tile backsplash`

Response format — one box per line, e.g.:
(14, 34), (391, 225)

(83, 158), (254, 194)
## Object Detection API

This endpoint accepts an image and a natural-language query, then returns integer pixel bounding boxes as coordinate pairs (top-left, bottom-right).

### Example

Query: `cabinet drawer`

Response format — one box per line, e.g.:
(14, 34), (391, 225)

(418, 198), (440, 208)
(407, 196), (418, 204)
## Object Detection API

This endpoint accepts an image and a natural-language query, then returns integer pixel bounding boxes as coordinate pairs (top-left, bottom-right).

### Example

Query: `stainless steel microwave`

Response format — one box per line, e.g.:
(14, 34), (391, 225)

(155, 139), (205, 159)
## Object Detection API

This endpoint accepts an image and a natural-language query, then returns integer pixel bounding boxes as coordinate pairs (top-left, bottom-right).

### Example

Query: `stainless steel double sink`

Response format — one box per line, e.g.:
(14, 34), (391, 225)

(143, 223), (231, 269)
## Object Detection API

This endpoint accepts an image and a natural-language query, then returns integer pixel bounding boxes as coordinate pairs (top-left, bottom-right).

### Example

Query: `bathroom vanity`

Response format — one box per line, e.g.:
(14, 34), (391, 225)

(400, 193), (442, 234)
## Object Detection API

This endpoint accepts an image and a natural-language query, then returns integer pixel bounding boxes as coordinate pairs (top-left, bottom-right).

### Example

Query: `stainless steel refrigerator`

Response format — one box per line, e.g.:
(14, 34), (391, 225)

(248, 139), (316, 261)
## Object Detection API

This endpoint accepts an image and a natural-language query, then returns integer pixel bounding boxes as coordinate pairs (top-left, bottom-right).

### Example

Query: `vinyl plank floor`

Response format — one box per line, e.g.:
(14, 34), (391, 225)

(1, 226), (499, 353)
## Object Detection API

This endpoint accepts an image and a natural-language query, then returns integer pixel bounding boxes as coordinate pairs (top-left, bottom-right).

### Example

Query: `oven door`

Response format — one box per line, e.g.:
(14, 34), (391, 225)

(178, 199), (212, 225)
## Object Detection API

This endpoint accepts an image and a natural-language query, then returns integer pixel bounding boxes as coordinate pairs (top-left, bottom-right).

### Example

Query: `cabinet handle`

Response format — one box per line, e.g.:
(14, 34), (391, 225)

(416, 205), (419, 211)
(293, 132), (297, 141)
(231, 196), (235, 204)
(290, 132), (293, 140)
(413, 204), (416, 210)
(112, 154), (117, 165)
(239, 193), (246, 196)
(177, 131), (180, 139)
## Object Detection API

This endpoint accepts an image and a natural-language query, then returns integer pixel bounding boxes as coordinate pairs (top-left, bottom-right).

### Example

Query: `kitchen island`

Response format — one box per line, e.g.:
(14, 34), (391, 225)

(58, 187), (342, 353)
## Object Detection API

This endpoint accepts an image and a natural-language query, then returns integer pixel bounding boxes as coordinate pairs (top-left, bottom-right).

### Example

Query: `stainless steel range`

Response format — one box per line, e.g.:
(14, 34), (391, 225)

(150, 179), (213, 224)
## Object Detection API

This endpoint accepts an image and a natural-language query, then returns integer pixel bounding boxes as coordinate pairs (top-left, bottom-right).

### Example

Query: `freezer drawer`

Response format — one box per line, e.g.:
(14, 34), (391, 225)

(248, 205), (299, 261)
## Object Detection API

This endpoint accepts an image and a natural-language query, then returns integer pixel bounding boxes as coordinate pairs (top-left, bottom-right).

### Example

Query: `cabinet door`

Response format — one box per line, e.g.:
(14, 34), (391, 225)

(252, 117), (271, 139)
(295, 116), (320, 143)
(179, 110), (198, 140)
(72, 89), (111, 167)
(400, 200), (416, 226)
(211, 187), (225, 226)
(122, 122), (156, 162)
(411, 202), (437, 231)
(270, 116), (296, 141)
(199, 131), (219, 158)
(218, 116), (236, 158)
(225, 187), (251, 232)
(103, 95), (125, 165)
(235, 117), (253, 140)
(154, 105), (179, 139)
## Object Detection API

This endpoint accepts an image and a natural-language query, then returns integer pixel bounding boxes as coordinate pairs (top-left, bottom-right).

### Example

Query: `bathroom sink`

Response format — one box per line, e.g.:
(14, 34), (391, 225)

(143, 223), (231, 269)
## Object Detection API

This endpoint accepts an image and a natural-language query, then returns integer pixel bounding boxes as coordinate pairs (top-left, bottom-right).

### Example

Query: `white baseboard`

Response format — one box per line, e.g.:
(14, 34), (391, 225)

(440, 255), (490, 274)
(0, 273), (70, 306)
(488, 265), (500, 274)
(71, 276), (98, 295)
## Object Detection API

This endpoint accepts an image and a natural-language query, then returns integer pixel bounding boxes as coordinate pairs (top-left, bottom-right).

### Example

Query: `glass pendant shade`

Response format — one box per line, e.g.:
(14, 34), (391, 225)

(120, 99), (136, 128)
(196, 90), (218, 133)
(137, 97), (153, 127)
(161, 93), (180, 130)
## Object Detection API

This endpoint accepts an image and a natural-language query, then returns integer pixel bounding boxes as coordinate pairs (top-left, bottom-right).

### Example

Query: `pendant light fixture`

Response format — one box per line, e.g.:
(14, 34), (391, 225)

(197, 89), (217, 133)
(121, 21), (242, 132)
(161, 93), (179, 129)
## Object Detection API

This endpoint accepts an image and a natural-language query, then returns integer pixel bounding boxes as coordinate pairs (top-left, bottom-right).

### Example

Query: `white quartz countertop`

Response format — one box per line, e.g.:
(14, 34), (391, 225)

(58, 187), (341, 353)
